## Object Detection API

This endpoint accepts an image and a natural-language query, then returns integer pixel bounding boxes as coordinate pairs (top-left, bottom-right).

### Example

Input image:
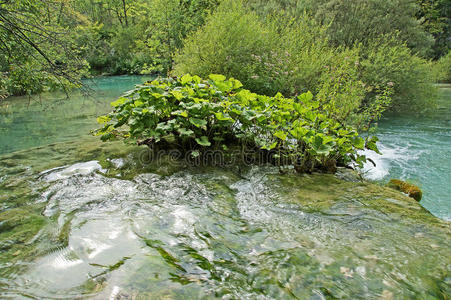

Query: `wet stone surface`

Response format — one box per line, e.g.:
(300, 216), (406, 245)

(0, 142), (450, 299)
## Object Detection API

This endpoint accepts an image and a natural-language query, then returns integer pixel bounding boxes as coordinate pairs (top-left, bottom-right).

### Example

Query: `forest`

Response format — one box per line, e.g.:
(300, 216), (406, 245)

(0, 0), (449, 112)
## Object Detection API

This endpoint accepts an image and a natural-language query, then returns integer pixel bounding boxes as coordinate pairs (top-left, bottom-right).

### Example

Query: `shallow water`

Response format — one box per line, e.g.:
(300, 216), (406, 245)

(362, 86), (451, 221)
(0, 77), (450, 298)
(0, 76), (152, 155)
(0, 143), (449, 299)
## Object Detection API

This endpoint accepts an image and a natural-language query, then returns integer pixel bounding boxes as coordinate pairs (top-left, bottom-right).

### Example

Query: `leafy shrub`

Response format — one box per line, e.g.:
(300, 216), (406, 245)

(174, 0), (346, 97)
(173, 0), (277, 95)
(175, 0), (436, 113)
(1, 59), (86, 96)
(358, 36), (438, 112)
(245, 0), (434, 58)
(433, 51), (451, 83)
(95, 74), (384, 173)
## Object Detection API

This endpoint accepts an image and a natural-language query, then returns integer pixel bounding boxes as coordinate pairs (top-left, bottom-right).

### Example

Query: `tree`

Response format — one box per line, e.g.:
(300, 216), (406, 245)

(245, 0), (435, 57)
(0, 0), (87, 96)
(146, 0), (219, 74)
(416, 0), (450, 59)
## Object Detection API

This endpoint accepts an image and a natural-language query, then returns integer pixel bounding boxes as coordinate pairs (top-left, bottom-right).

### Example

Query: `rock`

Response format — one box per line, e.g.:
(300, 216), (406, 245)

(387, 179), (422, 201)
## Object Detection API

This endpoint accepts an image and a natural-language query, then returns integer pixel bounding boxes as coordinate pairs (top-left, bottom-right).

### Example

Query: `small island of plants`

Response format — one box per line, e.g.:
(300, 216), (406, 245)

(95, 74), (386, 174)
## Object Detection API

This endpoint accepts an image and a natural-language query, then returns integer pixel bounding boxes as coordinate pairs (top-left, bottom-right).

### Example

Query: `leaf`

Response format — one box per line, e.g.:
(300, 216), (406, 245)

(178, 128), (194, 137)
(171, 91), (184, 100)
(304, 110), (316, 121)
(365, 136), (380, 154)
(289, 126), (308, 139)
(352, 137), (365, 149)
(311, 135), (332, 155)
(262, 141), (278, 150)
(274, 131), (287, 140)
(215, 112), (232, 121)
(230, 78), (243, 89)
(236, 89), (256, 104)
(195, 136), (211, 147)
(97, 115), (110, 124)
(209, 74), (226, 82)
(192, 75), (202, 84)
(214, 80), (233, 92)
(189, 118), (207, 128)
(111, 97), (126, 107)
(298, 91), (313, 102)
(180, 74), (193, 85)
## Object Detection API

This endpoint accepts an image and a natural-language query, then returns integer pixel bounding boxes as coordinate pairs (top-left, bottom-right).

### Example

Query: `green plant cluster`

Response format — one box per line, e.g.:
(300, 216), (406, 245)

(95, 74), (383, 173)
(433, 51), (451, 83)
(175, 0), (438, 113)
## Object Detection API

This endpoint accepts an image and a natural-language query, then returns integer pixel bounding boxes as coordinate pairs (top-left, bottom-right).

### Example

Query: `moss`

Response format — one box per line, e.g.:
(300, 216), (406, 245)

(387, 179), (423, 201)
(0, 207), (46, 264)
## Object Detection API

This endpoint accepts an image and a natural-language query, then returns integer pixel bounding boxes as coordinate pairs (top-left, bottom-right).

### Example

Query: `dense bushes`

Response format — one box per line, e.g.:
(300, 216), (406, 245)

(245, 0), (435, 58)
(358, 37), (438, 112)
(433, 51), (451, 83)
(71, 0), (220, 76)
(95, 74), (386, 173)
(174, 1), (362, 100)
(175, 0), (438, 113)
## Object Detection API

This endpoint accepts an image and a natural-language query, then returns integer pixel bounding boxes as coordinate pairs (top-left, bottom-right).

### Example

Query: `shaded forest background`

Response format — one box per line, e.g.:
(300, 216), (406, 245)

(0, 0), (449, 112)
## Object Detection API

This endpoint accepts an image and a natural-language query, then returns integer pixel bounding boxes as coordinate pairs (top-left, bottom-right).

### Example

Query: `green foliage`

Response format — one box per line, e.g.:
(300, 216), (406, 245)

(174, 0), (276, 94)
(358, 36), (438, 112)
(145, 0), (220, 74)
(311, 0), (434, 58)
(175, 0), (435, 113)
(70, 0), (219, 76)
(433, 51), (451, 83)
(246, 0), (435, 58)
(175, 1), (359, 97)
(95, 74), (386, 173)
(416, 0), (450, 59)
(0, 0), (88, 95)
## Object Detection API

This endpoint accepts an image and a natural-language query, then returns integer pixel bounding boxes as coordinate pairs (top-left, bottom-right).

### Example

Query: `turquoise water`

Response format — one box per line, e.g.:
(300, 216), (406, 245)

(362, 86), (451, 221)
(0, 77), (450, 298)
(1, 77), (449, 220)
(0, 76), (152, 155)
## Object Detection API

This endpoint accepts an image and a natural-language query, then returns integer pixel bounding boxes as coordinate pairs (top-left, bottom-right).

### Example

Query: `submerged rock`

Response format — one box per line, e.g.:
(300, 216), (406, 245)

(0, 141), (449, 299)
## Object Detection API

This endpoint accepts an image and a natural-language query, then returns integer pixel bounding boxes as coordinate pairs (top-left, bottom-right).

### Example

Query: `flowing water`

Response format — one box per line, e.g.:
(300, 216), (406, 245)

(0, 77), (450, 299)
(362, 85), (451, 221)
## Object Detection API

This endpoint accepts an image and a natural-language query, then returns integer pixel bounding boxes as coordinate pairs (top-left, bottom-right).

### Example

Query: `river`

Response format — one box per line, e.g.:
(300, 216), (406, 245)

(362, 85), (451, 221)
(0, 76), (449, 299)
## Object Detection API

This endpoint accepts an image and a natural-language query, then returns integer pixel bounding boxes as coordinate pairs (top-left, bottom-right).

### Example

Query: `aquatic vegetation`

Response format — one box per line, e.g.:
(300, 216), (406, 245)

(95, 74), (384, 173)
(388, 179), (423, 201)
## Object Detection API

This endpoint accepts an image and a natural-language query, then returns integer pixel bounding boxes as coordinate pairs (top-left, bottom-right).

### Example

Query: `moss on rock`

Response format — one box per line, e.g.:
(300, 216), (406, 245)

(387, 179), (423, 201)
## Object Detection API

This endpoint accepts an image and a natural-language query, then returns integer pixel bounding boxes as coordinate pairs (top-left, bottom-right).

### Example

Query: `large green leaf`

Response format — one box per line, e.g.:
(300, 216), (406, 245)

(208, 74), (226, 82)
(178, 128), (194, 137)
(111, 97), (127, 107)
(97, 115), (110, 124)
(274, 131), (287, 140)
(352, 137), (365, 149)
(195, 136), (211, 147)
(189, 118), (207, 128)
(215, 112), (232, 121)
(180, 74), (193, 85)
